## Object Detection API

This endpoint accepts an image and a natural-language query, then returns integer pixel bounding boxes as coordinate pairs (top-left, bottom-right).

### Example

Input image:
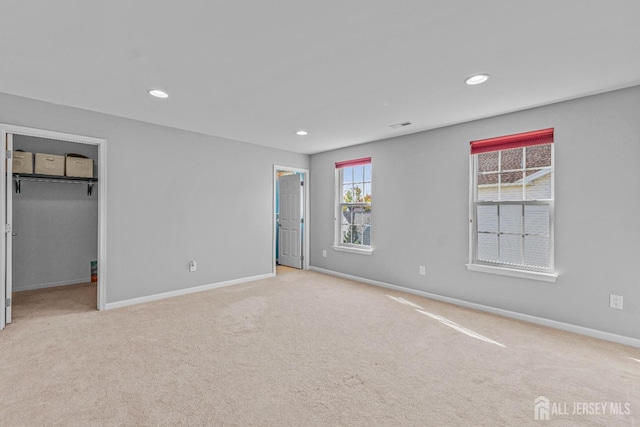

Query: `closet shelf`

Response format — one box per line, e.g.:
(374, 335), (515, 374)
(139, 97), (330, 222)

(13, 173), (98, 196)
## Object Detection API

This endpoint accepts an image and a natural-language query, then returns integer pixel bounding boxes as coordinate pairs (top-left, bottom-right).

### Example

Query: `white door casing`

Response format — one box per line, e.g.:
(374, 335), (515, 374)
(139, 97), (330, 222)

(0, 124), (107, 330)
(278, 173), (302, 269)
(4, 134), (12, 323)
(1, 132), (7, 328)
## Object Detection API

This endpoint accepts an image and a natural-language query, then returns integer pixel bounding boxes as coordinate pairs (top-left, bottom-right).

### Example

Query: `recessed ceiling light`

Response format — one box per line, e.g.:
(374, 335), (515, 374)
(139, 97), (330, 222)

(148, 89), (169, 98)
(465, 74), (490, 86)
(296, 130), (308, 136)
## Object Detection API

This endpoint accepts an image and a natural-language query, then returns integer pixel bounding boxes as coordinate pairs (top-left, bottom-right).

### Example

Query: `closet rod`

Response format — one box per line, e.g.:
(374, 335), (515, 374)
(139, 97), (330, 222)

(12, 174), (97, 196)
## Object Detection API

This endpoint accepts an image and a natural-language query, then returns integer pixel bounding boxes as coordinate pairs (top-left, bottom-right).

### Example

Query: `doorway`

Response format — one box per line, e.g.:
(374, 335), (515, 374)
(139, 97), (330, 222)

(273, 165), (309, 275)
(1, 124), (107, 330)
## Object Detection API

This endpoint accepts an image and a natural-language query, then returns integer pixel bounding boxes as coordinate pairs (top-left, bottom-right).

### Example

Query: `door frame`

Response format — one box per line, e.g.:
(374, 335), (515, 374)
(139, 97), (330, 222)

(1, 124), (107, 329)
(273, 165), (309, 275)
(3, 133), (12, 324)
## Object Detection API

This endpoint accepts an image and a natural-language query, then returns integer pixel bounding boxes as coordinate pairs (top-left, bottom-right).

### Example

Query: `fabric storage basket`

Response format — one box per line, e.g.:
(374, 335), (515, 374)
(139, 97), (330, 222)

(12, 150), (33, 174)
(34, 153), (65, 176)
(65, 153), (93, 178)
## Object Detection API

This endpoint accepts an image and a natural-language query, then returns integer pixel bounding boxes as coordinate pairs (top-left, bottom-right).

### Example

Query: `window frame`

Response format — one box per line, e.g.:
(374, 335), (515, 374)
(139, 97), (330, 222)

(467, 133), (557, 282)
(333, 159), (373, 255)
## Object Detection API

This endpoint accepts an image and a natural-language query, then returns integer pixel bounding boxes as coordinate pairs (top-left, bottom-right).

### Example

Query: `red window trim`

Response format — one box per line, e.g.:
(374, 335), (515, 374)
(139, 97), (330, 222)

(335, 157), (371, 169)
(470, 128), (554, 155)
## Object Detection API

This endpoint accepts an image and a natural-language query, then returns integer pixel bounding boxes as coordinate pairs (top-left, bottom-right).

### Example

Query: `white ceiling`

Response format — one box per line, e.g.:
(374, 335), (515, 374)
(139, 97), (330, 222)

(1, 1), (639, 154)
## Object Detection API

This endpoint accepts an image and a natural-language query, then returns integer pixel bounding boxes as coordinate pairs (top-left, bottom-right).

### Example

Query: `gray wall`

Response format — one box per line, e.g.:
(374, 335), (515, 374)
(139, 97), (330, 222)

(0, 92), (309, 303)
(310, 85), (640, 340)
(12, 135), (98, 290)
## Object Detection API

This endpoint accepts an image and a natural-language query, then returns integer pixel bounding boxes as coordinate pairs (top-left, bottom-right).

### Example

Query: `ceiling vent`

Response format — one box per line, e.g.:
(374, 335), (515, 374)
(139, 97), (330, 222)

(389, 121), (412, 129)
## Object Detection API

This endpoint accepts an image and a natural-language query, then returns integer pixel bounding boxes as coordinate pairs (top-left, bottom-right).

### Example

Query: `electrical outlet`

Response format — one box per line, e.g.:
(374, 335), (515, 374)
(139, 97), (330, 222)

(189, 260), (197, 272)
(609, 294), (623, 310)
(322, 250), (327, 258)
(419, 265), (426, 276)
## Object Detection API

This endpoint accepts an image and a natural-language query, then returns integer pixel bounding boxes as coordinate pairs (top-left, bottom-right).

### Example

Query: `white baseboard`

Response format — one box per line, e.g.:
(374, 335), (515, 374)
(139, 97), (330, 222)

(14, 277), (92, 292)
(309, 266), (640, 349)
(105, 273), (275, 310)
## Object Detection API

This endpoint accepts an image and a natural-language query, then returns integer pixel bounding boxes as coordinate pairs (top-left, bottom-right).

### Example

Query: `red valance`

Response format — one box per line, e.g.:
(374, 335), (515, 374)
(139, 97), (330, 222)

(335, 157), (371, 169)
(470, 128), (554, 154)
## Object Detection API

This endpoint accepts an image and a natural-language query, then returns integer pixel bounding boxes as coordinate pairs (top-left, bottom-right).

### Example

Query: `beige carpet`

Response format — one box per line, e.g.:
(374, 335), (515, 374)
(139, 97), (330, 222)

(1, 269), (639, 426)
(11, 282), (97, 322)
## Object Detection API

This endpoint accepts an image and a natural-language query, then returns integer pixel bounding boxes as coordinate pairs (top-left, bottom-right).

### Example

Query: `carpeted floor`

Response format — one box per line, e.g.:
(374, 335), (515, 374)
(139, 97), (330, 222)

(11, 282), (97, 322)
(1, 268), (639, 426)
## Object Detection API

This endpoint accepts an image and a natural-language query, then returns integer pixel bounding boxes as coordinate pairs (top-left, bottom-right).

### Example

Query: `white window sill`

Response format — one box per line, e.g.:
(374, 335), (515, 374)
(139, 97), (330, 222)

(466, 263), (557, 283)
(333, 245), (373, 256)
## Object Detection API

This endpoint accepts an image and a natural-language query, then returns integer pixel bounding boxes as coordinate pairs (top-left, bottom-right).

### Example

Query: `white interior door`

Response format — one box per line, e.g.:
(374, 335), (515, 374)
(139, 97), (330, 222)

(4, 133), (12, 324)
(278, 173), (302, 269)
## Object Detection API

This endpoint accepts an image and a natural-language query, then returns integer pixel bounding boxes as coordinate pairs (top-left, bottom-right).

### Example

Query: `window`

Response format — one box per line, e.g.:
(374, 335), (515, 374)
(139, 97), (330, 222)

(468, 128), (556, 280)
(334, 157), (372, 254)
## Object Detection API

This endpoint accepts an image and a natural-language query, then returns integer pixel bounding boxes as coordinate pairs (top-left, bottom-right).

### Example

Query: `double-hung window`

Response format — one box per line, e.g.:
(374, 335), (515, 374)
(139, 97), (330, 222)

(468, 128), (556, 281)
(334, 157), (372, 254)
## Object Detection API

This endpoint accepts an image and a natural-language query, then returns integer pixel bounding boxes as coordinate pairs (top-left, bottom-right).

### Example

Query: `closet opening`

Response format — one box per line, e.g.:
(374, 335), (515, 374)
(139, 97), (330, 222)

(1, 125), (106, 330)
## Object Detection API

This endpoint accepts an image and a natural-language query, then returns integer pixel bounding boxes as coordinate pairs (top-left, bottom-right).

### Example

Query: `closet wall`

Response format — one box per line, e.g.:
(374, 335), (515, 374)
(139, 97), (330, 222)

(12, 135), (98, 291)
